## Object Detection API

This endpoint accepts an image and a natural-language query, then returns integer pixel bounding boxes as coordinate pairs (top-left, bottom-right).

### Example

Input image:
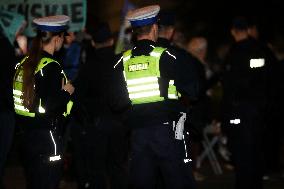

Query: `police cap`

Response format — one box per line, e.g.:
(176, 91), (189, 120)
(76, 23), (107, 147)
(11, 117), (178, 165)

(126, 5), (160, 27)
(33, 15), (70, 33)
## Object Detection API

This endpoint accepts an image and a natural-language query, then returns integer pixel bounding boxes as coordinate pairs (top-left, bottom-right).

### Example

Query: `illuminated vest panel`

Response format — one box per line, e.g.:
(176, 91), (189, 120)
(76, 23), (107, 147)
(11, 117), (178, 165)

(123, 47), (179, 105)
(13, 57), (73, 117)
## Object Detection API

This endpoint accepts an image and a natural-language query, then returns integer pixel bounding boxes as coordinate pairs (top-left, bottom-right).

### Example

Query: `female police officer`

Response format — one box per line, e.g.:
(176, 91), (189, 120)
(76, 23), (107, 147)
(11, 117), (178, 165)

(13, 15), (74, 189)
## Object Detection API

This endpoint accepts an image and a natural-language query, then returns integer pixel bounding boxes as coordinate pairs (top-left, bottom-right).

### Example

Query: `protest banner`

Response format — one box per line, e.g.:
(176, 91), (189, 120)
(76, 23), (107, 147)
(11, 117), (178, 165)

(0, 0), (86, 36)
(0, 10), (26, 44)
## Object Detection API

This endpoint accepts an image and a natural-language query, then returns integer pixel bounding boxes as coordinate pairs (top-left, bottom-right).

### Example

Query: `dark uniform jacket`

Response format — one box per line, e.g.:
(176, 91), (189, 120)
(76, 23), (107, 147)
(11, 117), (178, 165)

(73, 46), (130, 125)
(0, 33), (16, 112)
(222, 37), (274, 122)
(114, 39), (201, 127)
(18, 51), (71, 128)
(157, 37), (208, 135)
(157, 37), (205, 102)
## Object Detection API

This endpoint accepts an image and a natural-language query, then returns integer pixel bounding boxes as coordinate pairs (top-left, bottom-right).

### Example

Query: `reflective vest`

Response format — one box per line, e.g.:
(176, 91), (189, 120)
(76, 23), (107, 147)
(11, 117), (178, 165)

(123, 47), (179, 105)
(13, 57), (73, 117)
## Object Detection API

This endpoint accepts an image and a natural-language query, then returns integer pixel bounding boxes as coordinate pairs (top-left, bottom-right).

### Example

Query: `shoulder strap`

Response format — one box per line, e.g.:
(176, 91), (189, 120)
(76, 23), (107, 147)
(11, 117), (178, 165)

(123, 49), (132, 62)
(123, 47), (167, 61)
(15, 56), (29, 70)
(35, 57), (60, 74)
(150, 47), (167, 57)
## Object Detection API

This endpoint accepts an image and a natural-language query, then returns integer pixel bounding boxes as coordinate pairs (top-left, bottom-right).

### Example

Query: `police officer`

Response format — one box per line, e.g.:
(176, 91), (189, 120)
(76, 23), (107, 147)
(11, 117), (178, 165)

(156, 10), (205, 182)
(156, 11), (206, 129)
(13, 15), (74, 189)
(157, 11), (203, 100)
(222, 17), (274, 189)
(71, 22), (129, 189)
(246, 19), (281, 178)
(114, 5), (200, 189)
(0, 30), (16, 189)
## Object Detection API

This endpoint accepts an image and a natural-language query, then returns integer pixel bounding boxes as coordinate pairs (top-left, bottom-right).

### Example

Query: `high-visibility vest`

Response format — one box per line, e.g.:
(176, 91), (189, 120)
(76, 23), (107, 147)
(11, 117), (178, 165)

(123, 47), (179, 105)
(13, 56), (73, 117)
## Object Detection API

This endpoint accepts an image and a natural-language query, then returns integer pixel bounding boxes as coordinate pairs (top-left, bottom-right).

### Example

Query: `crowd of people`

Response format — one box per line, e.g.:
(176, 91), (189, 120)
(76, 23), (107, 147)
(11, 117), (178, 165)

(1, 4), (284, 189)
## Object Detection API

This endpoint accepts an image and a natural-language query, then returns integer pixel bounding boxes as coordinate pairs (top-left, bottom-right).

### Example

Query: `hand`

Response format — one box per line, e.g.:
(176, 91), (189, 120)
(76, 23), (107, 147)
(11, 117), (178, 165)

(62, 79), (75, 95)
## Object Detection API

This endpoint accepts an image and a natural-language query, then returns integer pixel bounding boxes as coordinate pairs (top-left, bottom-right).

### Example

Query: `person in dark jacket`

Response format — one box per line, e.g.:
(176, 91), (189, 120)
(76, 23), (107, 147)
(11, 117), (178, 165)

(156, 10), (205, 182)
(13, 15), (74, 189)
(71, 22), (129, 189)
(222, 17), (274, 189)
(263, 32), (284, 178)
(114, 5), (201, 189)
(0, 31), (16, 189)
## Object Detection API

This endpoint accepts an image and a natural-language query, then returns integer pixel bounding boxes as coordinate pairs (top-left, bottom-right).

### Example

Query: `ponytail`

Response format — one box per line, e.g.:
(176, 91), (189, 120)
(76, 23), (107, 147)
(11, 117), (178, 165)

(16, 30), (62, 110)
(21, 32), (42, 109)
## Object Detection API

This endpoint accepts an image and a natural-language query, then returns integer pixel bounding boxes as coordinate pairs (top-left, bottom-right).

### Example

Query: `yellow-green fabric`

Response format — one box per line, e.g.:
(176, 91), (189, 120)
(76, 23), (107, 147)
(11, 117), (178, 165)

(13, 56), (73, 117)
(13, 56), (35, 117)
(123, 47), (179, 105)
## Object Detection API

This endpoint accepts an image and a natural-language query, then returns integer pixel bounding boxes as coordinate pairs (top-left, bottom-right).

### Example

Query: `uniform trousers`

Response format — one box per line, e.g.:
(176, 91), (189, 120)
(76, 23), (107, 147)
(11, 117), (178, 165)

(71, 117), (129, 189)
(0, 111), (15, 189)
(129, 119), (196, 189)
(21, 127), (63, 189)
(225, 104), (265, 189)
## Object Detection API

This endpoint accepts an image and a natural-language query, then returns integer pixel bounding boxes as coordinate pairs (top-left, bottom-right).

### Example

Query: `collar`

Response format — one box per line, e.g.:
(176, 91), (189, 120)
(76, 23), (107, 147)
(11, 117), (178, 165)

(132, 39), (157, 56)
(41, 50), (55, 59)
(134, 39), (156, 46)
(157, 38), (171, 48)
(95, 46), (114, 54)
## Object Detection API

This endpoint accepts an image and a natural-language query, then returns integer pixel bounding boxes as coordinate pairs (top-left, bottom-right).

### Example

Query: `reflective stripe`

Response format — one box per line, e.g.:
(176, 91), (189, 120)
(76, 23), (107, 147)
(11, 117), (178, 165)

(123, 47), (175, 105)
(127, 77), (158, 85)
(168, 80), (178, 99)
(49, 155), (61, 162)
(14, 104), (29, 112)
(184, 159), (192, 163)
(15, 63), (20, 70)
(250, 58), (265, 68)
(150, 51), (161, 57)
(123, 71), (126, 81)
(123, 56), (131, 62)
(13, 56), (73, 117)
(168, 94), (178, 99)
(129, 90), (160, 99)
(230, 119), (241, 125)
(114, 56), (123, 69)
(38, 106), (46, 113)
(13, 89), (23, 96)
(127, 83), (159, 92)
(50, 130), (57, 155)
(49, 131), (62, 161)
(14, 100), (46, 114)
(38, 99), (46, 113)
(13, 97), (23, 103)
(183, 134), (188, 159)
(165, 50), (176, 59)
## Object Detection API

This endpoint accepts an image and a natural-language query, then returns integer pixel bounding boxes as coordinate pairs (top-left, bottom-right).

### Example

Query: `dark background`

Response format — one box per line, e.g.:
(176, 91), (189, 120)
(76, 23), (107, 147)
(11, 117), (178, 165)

(86, 0), (283, 40)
